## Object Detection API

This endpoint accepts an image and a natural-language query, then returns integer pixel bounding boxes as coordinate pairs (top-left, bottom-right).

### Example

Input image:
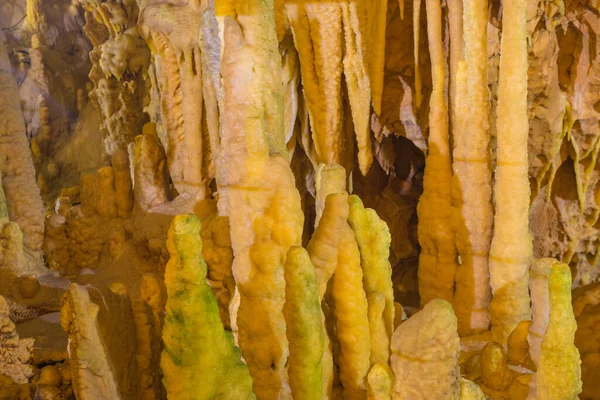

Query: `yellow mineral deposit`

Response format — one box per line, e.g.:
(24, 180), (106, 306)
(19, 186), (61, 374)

(1, 0), (598, 398)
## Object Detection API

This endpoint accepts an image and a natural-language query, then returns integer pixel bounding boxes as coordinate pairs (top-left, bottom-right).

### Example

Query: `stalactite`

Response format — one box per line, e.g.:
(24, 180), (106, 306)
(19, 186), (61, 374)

(341, 1), (373, 176)
(199, 6), (226, 213)
(413, 0), (422, 109)
(286, 1), (345, 169)
(368, 0), (388, 116)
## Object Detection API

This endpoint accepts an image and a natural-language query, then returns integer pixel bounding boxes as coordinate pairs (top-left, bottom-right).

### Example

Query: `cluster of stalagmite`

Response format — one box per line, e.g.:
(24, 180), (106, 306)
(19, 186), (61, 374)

(1, 0), (600, 397)
(159, 178), (491, 400)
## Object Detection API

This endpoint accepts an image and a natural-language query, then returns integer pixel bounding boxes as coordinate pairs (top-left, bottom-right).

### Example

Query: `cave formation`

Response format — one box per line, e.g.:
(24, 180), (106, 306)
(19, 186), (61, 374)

(0, 0), (598, 398)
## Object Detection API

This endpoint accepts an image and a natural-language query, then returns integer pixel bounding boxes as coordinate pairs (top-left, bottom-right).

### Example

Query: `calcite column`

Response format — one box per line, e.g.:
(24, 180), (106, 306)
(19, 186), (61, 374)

(452, 0), (494, 336)
(488, 0), (533, 342)
(219, 1), (305, 397)
(0, 39), (45, 252)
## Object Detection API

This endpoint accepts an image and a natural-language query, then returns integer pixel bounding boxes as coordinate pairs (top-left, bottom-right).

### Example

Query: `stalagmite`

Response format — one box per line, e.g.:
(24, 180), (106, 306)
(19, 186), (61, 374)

(452, 0), (494, 335)
(479, 342), (513, 394)
(459, 379), (486, 400)
(133, 126), (170, 210)
(283, 246), (323, 400)
(198, 203), (235, 328)
(390, 299), (461, 399)
(161, 214), (254, 400)
(112, 150), (133, 218)
(528, 258), (556, 367)
(60, 284), (122, 400)
(508, 320), (534, 368)
(331, 216), (371, 399)
(366, 292), (388, 367)
(488, 0), (533, 342)
(534, 263), (582, 399)
(306, 194), (350, 398)
(417, 0), (457, 306)
(348, 195), (394, 365)
(366, 362), (394, 400)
